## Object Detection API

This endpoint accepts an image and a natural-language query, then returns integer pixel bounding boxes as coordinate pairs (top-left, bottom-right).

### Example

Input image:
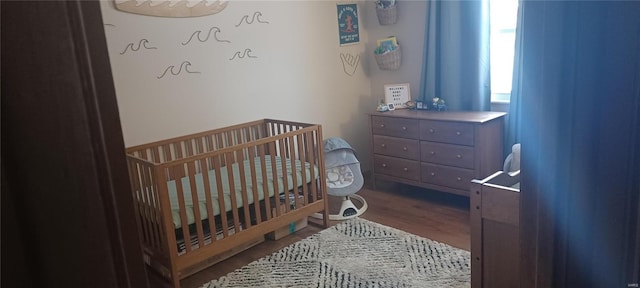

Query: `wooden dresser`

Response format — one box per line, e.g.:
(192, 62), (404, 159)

(369, 110), (506, 197)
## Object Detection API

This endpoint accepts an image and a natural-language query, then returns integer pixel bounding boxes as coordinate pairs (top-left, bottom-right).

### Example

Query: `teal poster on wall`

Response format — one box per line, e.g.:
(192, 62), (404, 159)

(337, 3), (359, 46)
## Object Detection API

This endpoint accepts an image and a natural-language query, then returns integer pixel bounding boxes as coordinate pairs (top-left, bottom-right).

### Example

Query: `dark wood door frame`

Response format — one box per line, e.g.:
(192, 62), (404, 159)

(1, 1), (148, 287)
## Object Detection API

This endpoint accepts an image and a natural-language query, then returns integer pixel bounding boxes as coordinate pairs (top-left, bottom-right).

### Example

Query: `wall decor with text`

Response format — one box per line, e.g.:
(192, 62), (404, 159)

(337, 3), (359, 46)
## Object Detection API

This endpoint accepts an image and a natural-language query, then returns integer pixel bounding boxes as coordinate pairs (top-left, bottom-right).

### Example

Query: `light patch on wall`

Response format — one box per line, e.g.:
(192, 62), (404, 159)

(114, 0), (228, 18)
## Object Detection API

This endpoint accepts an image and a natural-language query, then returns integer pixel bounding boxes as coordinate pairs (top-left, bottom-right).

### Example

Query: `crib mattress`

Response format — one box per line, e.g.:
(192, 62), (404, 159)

(167, 156), (317, 229)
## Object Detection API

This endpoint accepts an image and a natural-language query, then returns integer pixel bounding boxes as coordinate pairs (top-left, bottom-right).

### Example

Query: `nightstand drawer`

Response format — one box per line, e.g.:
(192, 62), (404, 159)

(371, 116), (419, 139)
(420, 120), (474, 146)
(421, 163), (474, 190)
(421, 142), (475, 169)
(373, 135), (420, 160)
(373, 155), (420, 181)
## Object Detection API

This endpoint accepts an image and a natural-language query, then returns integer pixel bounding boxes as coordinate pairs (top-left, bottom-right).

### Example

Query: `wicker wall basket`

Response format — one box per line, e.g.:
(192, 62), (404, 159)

(375, 46), (401, 70)
(376, 5), (397, 25)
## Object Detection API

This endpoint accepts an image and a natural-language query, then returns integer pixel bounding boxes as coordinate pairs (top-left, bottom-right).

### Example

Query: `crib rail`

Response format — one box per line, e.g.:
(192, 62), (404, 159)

(126, 119), (318, 165)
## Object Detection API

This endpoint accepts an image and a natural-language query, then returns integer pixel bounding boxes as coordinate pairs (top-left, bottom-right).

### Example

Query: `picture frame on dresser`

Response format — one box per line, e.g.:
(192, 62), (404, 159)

(384, 83), (410, 108)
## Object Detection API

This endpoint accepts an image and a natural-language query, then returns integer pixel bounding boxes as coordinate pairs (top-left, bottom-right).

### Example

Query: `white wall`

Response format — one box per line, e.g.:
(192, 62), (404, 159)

(365, 1), (428, 106)
(100, 1), (376, 169)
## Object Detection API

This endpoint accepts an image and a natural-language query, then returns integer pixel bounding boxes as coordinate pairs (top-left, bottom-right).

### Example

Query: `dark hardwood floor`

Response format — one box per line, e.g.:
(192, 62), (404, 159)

(151, 179), (471, 288)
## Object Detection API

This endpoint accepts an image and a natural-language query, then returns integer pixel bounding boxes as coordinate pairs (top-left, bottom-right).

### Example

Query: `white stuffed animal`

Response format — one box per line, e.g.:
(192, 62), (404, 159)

(503, 143), (521, 173)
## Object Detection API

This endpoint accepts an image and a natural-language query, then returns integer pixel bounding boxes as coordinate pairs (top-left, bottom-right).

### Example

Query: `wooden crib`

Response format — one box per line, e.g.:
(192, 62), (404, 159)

(125, 119), (329, 287)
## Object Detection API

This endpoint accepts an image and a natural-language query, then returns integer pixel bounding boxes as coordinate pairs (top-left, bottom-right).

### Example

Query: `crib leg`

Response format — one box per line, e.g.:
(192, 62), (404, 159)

(172, 271), (181, 288)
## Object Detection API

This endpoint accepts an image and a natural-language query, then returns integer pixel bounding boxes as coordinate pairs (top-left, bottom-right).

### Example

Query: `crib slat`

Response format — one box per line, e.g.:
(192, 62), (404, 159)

(194, 138), (204, 174)
(247, 146), (262, 224)
(235, 128), (242, 146)
(172, 165), (192, 253)
(185, 139), (194, 157)
(278, 138), (290, 214)
(225, 132), (233, 158)
(149, 167), (166, 251)
(138, 149), (149, 160)
(297, 133), (309, 206)
(128, 161), (150, 247)
(216, 134), (225, 166)
(174, 141), (184, 160)
(163, 144), (172, 162)
(152, 147), (161, 164)
(269, 143), (281, 216)
(258, 145), (272, 220)
(288, 135), (300, 209)
(141, 163), (162, 249)
(305, 131), (318, 203)
(205, 135), (214, 169)
(187, 161), (205, 249)
(212, 155), (229, 238)
(236, 151), (252, 229)
(140, 163), (157, 248)
(146, 161), (162, 249)
(225, 152), (242, 234)
(316, 127), (329, 228)
(244, 126), (251, 144)
(199, 159), (217, 243)
(195, 137), (204, 154)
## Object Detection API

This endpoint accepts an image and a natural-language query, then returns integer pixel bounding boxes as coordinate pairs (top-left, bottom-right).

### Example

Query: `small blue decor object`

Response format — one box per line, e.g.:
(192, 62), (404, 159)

(431, 97), (447, 111)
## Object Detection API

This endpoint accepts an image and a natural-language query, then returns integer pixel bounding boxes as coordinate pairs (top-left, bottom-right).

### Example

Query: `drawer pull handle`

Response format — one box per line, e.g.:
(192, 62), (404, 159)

(430, 151), (435, 155)
(429, 128), (435, 133)
(430, 172), (436, 176)
(381, 144), (386, 148)
(456, 131), (461, 136)
(402, 147), (408, 151)
(456, 154), (462, 159)
(402, 126), (407, 130)
(403, 168), (408, 172)
(457, 177), (462, 181)
(381, 163), (387, 168)
(380, 124), (385, 128)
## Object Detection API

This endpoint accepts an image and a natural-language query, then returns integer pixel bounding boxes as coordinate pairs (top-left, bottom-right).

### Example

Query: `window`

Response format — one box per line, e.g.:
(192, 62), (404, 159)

(490, 0), (519, 103)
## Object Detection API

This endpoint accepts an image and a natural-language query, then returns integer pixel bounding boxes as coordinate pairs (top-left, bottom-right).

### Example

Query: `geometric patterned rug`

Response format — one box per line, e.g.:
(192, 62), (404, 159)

(201, 218), (470, 287)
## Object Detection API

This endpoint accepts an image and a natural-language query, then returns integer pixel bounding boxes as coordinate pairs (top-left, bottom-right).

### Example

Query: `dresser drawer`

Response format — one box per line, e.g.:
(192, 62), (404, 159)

(419, 120), (474, 146)
(373, 135), (420, 160)
(421, 142), (475, 169)
(421, 163), (475, 191)
(371, 116), (419, 139)
(373, 155), (420, 181)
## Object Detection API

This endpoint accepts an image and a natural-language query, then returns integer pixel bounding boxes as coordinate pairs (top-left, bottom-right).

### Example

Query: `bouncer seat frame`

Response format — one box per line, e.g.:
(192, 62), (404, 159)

(314, 137), (367, 220)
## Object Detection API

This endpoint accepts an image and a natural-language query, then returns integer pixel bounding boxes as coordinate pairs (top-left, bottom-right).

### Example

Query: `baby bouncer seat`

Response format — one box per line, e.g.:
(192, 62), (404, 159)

(316, 137), (367, 220)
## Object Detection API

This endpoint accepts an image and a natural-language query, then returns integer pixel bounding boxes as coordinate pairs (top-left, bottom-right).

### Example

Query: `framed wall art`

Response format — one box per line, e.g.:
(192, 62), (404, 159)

(337, 3), (360, 46)
(384, 83), (410, 108)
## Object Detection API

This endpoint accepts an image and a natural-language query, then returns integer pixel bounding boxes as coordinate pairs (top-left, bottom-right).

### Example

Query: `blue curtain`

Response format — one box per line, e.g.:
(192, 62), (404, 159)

(419, 0), (491, 111)
(504, 1), (524, 157)
(516, 1), (640, 287)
